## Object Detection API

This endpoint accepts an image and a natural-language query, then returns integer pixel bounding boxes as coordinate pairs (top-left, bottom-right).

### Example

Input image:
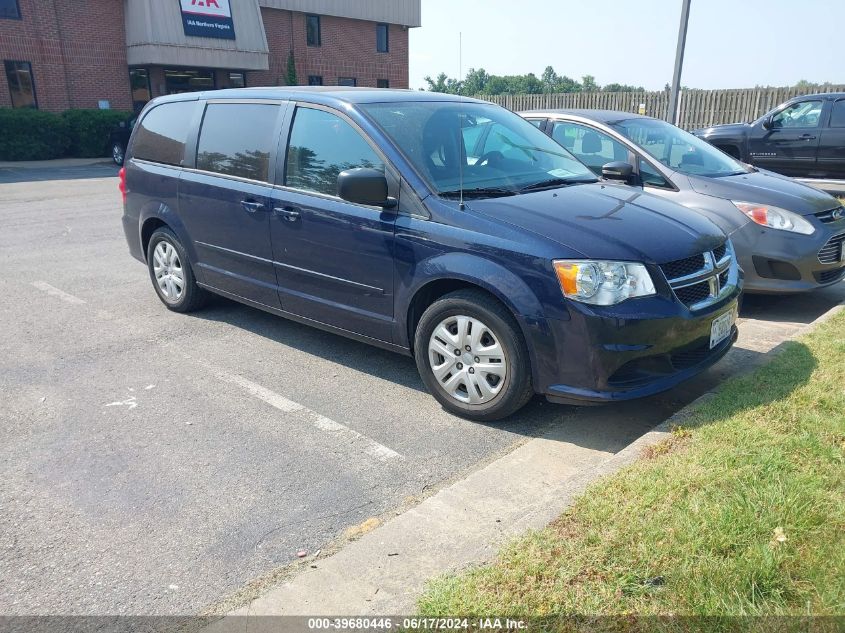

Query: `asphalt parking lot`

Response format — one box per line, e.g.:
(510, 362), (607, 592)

(1, 166), (843, 615)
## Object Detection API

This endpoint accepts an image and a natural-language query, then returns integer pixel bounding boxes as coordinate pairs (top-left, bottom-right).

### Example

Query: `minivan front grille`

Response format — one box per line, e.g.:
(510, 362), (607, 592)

(660, 254), (706, 280)
(660, 241), (735, 310)
(818, 232), (845, 264)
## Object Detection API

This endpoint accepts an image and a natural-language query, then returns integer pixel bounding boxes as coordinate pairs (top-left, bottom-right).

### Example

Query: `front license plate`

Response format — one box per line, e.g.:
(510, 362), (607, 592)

(710, 311), (734, 349)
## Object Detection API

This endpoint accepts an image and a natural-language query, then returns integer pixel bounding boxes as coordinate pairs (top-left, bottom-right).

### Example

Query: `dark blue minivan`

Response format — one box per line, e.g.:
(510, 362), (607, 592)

(121, 88), (742, 421)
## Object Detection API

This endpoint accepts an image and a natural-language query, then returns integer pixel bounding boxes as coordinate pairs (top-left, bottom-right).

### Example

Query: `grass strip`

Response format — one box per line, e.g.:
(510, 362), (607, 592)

(419, 312), (845, 621)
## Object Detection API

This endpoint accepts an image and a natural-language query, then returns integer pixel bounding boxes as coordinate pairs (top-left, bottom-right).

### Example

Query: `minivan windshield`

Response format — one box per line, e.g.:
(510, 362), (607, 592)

(610, 118), (750, 178)
(360, 101), (597, 197)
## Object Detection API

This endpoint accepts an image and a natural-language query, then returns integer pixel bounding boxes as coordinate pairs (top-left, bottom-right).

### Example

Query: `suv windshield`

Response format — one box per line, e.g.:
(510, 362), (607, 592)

(360, 101), (596, 197)
(610, 118), (749, 178)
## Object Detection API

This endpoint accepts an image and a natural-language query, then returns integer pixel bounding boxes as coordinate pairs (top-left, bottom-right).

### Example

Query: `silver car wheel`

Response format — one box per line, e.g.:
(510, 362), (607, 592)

(428, 315), (508, 405)
(112, 143), (124, 165)
(152, 241), (184, 302)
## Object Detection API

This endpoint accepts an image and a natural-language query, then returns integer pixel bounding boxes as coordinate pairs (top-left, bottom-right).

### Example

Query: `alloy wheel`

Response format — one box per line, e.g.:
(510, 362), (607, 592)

(152, 241), (184, 302)
(427, 315), (508, 405)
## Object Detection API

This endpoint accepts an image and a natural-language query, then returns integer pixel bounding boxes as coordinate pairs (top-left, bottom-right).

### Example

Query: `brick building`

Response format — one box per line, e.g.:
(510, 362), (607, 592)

(0, 0), (420, 113)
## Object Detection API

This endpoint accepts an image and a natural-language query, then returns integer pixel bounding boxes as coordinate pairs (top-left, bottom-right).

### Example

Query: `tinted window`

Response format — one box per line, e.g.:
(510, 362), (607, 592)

(611, 118), (747, 178)
(377, 79), (389, 89)
(338, 77), (357, 87)
(361, 101), (595, 195)
(132, 101), (198, 165)
(196, 103), (280, 182)
(4, 60), (36, 108)
(771, 100), (823, 128)
(639, 159), (671, 188)
(526, 119), (546, 129)
(376, 23), (388, 52)
(551, 121), (629, 175)
(830, 100), (845, 128)
(306, 15), (321, 46)
(286, 107), (384, 197)
(308, 75), (323, 86)
(0, 0), (20, 19)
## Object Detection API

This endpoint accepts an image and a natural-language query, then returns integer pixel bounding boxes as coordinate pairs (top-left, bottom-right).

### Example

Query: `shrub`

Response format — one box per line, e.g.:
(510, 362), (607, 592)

(61, 109), (132, 158)
(0, 108), (71, 161)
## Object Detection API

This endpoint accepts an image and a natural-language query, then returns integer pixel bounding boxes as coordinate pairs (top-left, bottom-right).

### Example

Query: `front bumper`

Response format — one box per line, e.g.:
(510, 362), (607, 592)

(732, 220), (845, 293)
(535, 283), (741, 405)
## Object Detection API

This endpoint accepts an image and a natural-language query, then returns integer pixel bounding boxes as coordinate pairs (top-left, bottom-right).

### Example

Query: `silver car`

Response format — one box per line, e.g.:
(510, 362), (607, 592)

(519, 109), (845, 293)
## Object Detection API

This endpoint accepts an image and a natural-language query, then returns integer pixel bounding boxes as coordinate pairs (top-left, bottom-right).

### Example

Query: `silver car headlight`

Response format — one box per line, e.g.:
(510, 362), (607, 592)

(553, 260), (656, 306)
(732, 201), (815, 235)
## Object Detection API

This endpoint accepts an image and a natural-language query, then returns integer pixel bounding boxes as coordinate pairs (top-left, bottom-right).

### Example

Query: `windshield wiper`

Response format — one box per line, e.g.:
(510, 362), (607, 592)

(439, 187), (517, 199)
(518, 177), (596, 192)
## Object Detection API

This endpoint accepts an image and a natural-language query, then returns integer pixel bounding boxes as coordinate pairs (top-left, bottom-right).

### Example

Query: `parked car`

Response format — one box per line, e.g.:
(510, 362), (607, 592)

(691, 92), (845, 180)
(121, 89), (740, 421)
(520, 109), (845, 293)
(109, 115), (135, 166)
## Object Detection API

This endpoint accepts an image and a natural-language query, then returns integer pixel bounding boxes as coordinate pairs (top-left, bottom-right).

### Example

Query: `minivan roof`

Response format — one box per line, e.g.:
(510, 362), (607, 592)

(148, 86), (491, 108)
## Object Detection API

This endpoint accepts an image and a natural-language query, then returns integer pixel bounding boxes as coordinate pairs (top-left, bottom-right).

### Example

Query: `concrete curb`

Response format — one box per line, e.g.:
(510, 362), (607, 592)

(204, 299), (845, 627)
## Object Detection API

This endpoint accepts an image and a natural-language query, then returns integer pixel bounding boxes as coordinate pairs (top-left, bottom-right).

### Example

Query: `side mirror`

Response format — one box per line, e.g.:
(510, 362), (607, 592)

(762, 115), (773, 130)
(337, 168), (397, 208)
(601, 161), (634, 182)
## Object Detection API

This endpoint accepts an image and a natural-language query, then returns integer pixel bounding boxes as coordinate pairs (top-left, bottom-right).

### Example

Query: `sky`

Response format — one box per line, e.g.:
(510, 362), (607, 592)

(409, 0), (844, 91)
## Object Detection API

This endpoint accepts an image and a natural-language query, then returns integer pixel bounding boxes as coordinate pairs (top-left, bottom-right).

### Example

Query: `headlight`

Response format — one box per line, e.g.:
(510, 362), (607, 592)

(732, 201), (815, 235)
(553, 260), (656, 305)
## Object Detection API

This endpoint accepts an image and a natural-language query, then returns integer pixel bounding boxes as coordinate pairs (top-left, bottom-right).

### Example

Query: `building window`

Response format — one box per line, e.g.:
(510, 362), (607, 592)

(306, 14), (321, 46)
(228, 72), (246, 88)
(377, 79), (389, 89)
(164, 68), (215, 94)
(376, 23), (389, 53)
(338, 77), (357, 87)
(129, 67), (151, 112)
(308, 75), (323, 86)
(4, 61), (36, 108)
(0, 0), (21, 19)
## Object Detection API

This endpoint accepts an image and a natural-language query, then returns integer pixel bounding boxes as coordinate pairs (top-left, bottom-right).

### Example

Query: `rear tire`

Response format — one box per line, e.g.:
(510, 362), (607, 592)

(146, 227), (209, 313)
(413, 289), (533, 422)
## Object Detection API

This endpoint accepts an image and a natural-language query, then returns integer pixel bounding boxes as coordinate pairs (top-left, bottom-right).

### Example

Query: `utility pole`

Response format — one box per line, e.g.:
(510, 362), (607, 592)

(667, 0), (692, 125)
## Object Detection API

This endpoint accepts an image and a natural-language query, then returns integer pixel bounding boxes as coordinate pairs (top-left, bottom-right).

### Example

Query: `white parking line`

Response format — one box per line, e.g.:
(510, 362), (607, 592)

(193, 356), (403, 462)
(31, 281), (86, 305)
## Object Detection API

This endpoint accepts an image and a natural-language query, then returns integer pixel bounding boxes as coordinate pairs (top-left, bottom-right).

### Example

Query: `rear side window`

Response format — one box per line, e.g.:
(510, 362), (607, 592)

(132, 101), (198, 166)
(830, 100), (845, 128)
(196, 103), (280, 182)
(285, 107), (384, 197)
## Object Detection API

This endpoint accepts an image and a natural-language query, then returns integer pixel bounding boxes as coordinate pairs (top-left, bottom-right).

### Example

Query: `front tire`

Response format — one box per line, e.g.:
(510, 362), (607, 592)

(146, 228), (208, 313)
(414, 289), (533, 422)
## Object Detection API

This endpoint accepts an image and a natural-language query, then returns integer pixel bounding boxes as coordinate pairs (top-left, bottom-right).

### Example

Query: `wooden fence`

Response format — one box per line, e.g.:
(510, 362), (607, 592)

(477, 85), (845, 129)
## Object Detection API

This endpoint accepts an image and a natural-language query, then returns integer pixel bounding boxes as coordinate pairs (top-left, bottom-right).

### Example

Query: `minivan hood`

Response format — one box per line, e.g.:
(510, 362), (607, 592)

(686, 169), (839, 215)
(466, 183), (725, 264)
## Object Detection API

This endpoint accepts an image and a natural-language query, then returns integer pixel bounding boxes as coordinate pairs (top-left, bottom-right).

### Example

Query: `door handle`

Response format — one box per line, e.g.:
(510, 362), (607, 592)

(274, 206), (301, 222)
(241, 199), (265, 213)
(799, 134), (817, 140)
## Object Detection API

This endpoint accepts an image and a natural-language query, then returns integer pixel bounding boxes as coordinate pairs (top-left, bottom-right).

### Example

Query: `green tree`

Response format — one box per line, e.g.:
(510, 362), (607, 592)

(581, 74), (599, 92)
(286, 51), (297, 86)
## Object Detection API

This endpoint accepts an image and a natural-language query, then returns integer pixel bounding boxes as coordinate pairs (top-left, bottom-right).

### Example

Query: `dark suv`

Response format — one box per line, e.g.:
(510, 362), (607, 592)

(693, 92), (845, 180)
(121, 88), (741, 421)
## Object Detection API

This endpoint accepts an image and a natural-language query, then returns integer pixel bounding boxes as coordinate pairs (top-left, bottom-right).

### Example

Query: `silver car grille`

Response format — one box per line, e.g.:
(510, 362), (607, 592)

(659, 241), (735, 310)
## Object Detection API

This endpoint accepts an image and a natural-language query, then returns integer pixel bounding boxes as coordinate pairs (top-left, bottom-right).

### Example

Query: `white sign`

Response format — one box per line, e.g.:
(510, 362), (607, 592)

(180, 0), (232, 19)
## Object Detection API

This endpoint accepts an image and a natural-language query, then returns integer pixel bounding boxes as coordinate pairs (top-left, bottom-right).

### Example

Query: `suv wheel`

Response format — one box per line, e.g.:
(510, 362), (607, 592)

(146, 228), (208, 313)
(414, 289), (533, 421)
(112, 142), (125, 166)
